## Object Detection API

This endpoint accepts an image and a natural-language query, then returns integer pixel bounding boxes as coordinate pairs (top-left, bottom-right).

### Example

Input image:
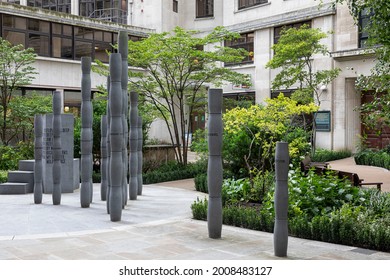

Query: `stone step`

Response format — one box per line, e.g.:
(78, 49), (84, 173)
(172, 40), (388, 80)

(19, 160), (35, 172)
(7, 171), (34, 193)
(0, 183), (29, 194)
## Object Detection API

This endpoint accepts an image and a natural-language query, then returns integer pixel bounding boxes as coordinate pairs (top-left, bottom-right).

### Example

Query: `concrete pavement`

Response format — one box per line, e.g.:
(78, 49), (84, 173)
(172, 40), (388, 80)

(0, 179), (389, 260)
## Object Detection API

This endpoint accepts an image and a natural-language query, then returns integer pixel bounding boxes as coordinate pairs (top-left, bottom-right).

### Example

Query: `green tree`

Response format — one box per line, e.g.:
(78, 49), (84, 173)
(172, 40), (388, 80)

(124, 26), (251, 165)
(0, 38), (37, 145)
(223, 94), (318, 177)
(7, 93), (52, 143)
(331, 0), (390, 140)
(265, 25), (340, 152)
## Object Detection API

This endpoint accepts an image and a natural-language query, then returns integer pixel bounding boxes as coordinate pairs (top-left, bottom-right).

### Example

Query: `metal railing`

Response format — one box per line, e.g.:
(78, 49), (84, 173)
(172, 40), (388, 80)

(89, 8), (127, 24)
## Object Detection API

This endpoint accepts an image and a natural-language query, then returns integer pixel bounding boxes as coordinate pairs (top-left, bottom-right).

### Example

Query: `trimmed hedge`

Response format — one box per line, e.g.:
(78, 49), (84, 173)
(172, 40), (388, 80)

(311, 149), (352, 162)
(143, 160), (207, 184)
(354, 150), (390, 170)
(191, 196), (390, 252)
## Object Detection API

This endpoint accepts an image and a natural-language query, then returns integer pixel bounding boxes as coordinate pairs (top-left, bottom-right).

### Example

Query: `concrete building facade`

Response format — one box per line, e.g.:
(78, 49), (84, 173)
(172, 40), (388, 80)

(0, 0), (378, 151)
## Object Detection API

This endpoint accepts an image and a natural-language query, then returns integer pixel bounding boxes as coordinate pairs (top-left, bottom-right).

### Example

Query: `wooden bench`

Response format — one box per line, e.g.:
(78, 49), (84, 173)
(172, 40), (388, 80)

(310, 167), (382, 191)
(336, 170), (382, 191)
(300, 156), (329, 175)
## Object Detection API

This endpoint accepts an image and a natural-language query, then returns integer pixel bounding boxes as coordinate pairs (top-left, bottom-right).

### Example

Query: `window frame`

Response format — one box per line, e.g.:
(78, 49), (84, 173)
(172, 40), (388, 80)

(173, 0), (178, 13)
(238, 0), (268, 11)
(224, 32), (254, 67)
(196, 0), (214, 18)
(358, 8), (371, 49)
(273, 20), (312, 45)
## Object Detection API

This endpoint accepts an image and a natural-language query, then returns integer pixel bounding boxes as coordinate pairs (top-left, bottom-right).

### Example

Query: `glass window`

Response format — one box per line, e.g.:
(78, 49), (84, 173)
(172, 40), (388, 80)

(238, 0), (268, 10)
(196, 0), (213, 18)
(3, 15), (26, 29)
(3, 30), (25, 46)
(274, 20), (312, 44)
(225, 32), (254, 66)
(173, 0), (178, 13)
(28, 34), (50, 56)
(28, 19), (50, 33)
(359, 8), (372, 48)
(75, 41), (92, 59)
(28, 0), (71, 13)
(53, 37), (73, 59)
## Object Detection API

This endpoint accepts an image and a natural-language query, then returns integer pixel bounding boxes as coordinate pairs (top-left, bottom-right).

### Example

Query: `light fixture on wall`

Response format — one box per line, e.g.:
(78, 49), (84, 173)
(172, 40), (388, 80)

(64, 106), (70, 112)
(320, 85), (327, 92)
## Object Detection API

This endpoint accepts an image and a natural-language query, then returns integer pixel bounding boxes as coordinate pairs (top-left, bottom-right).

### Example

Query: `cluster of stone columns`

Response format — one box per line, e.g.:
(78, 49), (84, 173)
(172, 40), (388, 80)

(97, 31), (143, 222)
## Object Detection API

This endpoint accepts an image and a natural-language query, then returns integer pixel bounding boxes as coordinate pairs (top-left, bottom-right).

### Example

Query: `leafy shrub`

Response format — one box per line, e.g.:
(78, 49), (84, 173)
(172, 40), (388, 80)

(0, 142), (34, 171)
(285, 169), (367, 219)
(0, 170), (7, 183)
(194, 173), (208, 193)
(191, 197), (208, 221)
(312, 149), (352, 162)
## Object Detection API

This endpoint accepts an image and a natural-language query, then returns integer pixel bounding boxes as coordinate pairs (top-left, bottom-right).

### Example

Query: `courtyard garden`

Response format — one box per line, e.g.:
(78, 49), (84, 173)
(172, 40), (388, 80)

(188, 94), (390, 253)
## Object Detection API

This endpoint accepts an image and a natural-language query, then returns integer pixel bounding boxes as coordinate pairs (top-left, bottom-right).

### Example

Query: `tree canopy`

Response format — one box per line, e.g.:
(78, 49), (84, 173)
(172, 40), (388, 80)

(266, 24), (340, 105)
(0, 38), (37, 145)
(95, 26), (252, 165)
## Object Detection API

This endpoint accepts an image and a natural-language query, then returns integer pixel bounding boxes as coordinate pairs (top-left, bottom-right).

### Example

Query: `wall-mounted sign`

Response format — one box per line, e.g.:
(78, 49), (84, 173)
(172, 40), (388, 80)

(315, 111), (331, 132)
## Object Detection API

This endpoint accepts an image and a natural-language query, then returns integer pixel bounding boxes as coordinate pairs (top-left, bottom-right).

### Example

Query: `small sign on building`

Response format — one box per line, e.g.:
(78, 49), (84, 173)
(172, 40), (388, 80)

(315, 111), (331, 132)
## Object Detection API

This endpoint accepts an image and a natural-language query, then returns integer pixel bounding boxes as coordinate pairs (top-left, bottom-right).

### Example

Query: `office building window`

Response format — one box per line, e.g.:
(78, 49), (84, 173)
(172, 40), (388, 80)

(173, 0), (178, 13)
(274, 20), (311, 44)
(358, 8), (371, 48)
(1, 13), (142, 61)
(238, 0), (267, 10)
(27, 0), (71, 13)
(196, 0), (213, 18)
(225, 32), (254, 66)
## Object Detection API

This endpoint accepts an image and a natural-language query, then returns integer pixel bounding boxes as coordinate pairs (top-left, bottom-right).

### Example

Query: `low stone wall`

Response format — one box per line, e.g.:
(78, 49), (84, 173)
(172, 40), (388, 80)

(143, 145), (176, 169)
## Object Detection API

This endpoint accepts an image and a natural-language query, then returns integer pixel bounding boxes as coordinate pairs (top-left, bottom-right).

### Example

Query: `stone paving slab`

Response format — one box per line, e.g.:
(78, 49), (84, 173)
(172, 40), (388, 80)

(0, 182), (389, 260)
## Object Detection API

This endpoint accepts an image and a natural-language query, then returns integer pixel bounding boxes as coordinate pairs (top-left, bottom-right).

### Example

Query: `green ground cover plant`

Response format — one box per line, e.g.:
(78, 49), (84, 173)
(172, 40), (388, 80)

(191, 169), (390, 252)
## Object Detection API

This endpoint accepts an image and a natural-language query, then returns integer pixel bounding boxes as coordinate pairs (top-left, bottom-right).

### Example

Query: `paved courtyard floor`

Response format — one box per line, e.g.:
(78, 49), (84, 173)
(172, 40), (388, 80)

(0, 179), (389, 260)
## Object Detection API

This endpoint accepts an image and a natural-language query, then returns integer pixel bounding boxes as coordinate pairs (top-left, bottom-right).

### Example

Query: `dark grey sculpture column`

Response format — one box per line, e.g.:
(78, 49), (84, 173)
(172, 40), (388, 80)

(118, 31), (129, 207)
(52, 91), (62, 205)
(129, 91), (138, 200)
(137, 116), (143, 195)
(106, 76), (111, 214)
(274, 141), (289, 257)
(109, 53), (123, 221)
(34, 114), (43, 204)
(207, 88), (223, 239)
(80, 57), (93, 208)
(100, 115), (108, 201)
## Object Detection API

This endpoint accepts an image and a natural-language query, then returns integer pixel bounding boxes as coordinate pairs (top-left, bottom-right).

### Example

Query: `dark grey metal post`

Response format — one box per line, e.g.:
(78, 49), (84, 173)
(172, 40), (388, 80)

(129, 91), (138, 200)
(34, 114), (43, 204)
(274, 141), (289, 257)
(207, 88), (223, 239)
(80, 57), (93, 208)
(100, 115), (108, 201)
(118, 31), (129, 208)
(137, 116), (143, 195)
(52, 91), (62, 205)
(109, 53), (123, 221)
